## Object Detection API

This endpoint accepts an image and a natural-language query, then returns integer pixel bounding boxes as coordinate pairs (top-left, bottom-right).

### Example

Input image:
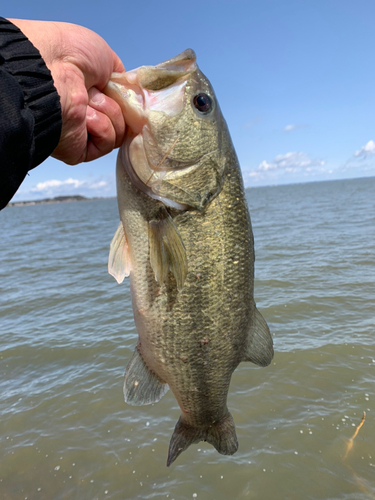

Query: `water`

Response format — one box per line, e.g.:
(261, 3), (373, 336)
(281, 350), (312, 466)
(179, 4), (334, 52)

(1, 177), (374, 500)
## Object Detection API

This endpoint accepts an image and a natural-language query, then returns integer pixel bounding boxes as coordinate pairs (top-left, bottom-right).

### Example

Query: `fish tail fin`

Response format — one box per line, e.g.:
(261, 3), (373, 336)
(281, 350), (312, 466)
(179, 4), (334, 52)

(167, 411), (238, 467)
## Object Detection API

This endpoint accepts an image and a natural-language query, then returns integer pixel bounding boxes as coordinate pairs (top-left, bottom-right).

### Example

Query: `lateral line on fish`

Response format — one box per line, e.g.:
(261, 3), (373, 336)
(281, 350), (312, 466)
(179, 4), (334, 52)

(214, 190), (226, 292)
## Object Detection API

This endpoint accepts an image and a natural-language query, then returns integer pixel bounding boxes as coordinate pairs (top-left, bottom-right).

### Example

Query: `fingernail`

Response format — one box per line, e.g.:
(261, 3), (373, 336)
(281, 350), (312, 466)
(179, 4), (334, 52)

(90, 88), (104, 105)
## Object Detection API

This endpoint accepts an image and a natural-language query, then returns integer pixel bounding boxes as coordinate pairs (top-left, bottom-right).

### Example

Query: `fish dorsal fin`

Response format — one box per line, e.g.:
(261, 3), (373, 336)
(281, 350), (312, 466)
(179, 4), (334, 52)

(108, 222), (131, 284)
(124, 347), (169, 405)
(148, 209), (187, 290)
(243, 307), (274, 367)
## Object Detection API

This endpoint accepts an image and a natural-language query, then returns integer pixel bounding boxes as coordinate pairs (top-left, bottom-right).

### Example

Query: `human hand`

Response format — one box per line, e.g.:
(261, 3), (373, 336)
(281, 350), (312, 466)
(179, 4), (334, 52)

(10, 19), (126, 164)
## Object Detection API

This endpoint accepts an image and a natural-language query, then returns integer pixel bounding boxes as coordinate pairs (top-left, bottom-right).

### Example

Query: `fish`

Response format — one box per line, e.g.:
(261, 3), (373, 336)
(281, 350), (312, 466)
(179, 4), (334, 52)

(104, 49), (273, 467)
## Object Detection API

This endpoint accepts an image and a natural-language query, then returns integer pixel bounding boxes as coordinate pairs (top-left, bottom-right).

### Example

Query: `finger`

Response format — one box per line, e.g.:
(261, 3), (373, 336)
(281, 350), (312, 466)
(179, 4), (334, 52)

(52, 124), (88, 165)
(85, 105), (116, 161)
(112, 50), (125, 73)
(88, 87), (125, 148)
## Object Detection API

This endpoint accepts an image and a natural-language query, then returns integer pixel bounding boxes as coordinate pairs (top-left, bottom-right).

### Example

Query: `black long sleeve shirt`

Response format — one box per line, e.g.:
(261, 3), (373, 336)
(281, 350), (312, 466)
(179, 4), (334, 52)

(0, 17), (62, 210)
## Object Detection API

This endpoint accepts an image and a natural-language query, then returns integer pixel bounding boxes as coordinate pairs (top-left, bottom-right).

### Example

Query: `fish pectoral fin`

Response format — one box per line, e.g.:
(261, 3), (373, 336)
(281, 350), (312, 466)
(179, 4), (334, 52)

(108, 222), (131, 284)
(148, 210), (187, 290)
(124, 347), (169, 405)
(243, 307), (274, 367)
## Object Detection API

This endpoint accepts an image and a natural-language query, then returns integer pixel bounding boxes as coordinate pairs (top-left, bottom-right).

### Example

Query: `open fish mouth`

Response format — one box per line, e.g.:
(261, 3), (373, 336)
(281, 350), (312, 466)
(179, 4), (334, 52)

(105, 50), (209, 210)
(105, 49), (197, 134)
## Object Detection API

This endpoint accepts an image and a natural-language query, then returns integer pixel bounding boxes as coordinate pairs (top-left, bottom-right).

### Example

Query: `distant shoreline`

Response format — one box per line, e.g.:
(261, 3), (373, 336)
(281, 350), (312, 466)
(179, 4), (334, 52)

(8, 175), (375, 207)
(8, 195), (114, 207)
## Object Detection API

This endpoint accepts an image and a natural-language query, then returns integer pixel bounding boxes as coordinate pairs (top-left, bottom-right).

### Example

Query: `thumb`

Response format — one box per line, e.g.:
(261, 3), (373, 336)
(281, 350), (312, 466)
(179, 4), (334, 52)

(112, 50), (125, 74)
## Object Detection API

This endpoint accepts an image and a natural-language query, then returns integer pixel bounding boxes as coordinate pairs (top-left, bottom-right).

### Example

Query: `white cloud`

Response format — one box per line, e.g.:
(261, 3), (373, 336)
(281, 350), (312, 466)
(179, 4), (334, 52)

(88, 181), (107, 189)
(284, 124), (296, 132)
(256, 151), (324, 173)
(247, 151), (326, 184)
(31, 178), (86, 192)
(283, 124), (308, 133)
(12, 176), (114, 202)
(354, 140), (375, 159)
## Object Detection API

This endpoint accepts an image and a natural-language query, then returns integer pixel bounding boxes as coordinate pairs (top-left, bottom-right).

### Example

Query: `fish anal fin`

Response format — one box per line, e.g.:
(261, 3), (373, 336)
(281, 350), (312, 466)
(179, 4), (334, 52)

(243, 307), (274, 367)
(124, 347), (169, 406)
(148, 210), (187, 290)
(108, 222), (131, 284)
(167, 411), (238, 467)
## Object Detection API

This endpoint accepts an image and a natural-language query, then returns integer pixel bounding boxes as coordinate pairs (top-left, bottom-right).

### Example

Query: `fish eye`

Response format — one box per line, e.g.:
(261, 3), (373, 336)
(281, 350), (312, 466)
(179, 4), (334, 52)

(193, 93), (213, 113)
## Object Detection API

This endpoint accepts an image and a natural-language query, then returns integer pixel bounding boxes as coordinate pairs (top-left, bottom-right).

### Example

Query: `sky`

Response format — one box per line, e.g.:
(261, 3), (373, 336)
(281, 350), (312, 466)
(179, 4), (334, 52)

(4, 0), (375, 201)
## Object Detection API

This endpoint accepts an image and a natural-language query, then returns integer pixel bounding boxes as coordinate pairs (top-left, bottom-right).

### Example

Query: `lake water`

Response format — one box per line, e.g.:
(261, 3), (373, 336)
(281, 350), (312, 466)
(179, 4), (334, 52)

(1, 177), (374, 500)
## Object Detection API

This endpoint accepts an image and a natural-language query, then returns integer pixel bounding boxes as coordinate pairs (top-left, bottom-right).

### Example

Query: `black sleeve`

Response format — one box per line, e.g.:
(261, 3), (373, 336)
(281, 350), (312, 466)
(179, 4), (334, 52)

(0, 17), (62, 210)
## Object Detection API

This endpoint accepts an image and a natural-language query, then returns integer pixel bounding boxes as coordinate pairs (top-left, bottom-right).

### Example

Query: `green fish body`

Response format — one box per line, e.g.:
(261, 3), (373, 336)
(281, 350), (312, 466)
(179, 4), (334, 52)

(105, 50), (273, 466)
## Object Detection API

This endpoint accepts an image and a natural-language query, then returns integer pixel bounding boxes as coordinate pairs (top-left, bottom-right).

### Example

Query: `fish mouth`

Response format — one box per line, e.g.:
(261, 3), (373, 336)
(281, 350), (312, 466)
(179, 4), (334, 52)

(105, 50), (200, 210)
(105, 49), (197, 133)
(136, 49), (197, 90)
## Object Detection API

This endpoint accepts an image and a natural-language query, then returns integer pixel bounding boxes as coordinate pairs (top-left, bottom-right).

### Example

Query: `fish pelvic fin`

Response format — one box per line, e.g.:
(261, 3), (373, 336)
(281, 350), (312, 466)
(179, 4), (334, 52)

(167, 411), (238, 467)
(124, 347), (169, 405)
(108, 222), (131, 283)
(243, 307), (274, 367)
(148, 208), (187, 290)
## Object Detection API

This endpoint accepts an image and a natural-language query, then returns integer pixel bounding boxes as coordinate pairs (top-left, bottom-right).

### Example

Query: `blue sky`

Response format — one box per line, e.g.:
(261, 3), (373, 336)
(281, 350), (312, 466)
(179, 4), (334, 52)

(4, 0), (375, 200)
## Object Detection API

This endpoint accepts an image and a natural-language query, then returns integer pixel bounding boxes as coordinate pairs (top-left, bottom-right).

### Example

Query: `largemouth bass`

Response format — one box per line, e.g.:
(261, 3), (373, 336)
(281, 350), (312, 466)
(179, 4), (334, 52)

(104, 49), (273, 466)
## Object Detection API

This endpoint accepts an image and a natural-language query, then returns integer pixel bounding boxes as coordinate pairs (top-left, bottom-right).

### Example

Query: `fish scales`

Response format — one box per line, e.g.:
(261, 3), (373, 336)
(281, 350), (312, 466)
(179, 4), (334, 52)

(105, 49), (273, 466)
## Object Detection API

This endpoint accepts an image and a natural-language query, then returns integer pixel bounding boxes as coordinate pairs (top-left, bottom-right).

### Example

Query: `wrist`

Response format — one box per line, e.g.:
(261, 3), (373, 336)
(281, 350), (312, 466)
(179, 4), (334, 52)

(8, 19), (61, 68)
(1, 17), (62, 167)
